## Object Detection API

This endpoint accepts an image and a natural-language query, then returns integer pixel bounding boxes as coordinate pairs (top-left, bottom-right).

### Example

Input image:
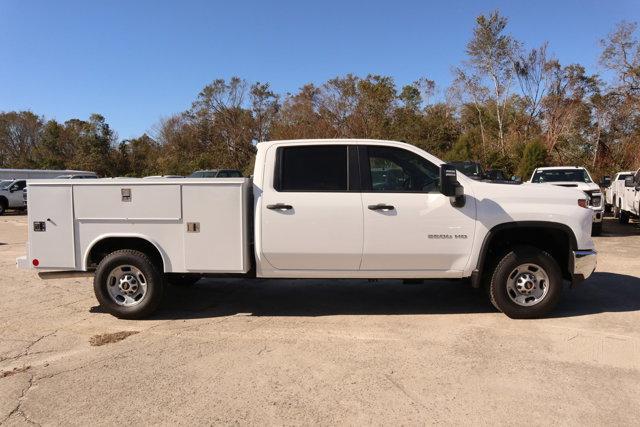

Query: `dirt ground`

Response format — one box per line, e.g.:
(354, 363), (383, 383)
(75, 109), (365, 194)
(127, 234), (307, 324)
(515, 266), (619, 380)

(1, 213), (639, 425)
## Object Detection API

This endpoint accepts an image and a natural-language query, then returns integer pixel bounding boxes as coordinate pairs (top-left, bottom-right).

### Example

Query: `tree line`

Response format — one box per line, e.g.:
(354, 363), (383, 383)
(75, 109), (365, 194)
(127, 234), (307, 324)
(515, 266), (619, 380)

(1, 11), (638, 179)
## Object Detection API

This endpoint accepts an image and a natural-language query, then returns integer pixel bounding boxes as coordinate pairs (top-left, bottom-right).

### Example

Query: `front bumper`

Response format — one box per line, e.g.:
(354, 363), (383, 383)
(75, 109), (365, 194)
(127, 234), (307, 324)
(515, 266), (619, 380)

(570, 250), (597, 286)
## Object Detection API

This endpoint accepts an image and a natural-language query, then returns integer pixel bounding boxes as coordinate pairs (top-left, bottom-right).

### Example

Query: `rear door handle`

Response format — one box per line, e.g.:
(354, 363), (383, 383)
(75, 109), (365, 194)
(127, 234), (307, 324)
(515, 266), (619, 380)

(368, 203), (395, 211)
(267, 203), (293, 210)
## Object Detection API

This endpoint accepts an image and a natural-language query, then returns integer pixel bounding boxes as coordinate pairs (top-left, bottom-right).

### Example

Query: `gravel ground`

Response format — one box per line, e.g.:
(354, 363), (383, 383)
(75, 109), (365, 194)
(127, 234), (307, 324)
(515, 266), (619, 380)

(1, 214), (639, 425)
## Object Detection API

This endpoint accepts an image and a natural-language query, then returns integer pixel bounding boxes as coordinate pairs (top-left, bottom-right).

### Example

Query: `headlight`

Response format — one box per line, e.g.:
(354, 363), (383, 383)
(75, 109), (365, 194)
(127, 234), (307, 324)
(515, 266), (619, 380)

(584, 191), (602, 208)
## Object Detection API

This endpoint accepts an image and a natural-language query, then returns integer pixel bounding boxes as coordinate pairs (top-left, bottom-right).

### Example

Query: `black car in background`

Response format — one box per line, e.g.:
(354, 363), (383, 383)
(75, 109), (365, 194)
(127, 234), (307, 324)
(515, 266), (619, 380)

(189, 169), (243, 178)
(450, 161), (519, 184)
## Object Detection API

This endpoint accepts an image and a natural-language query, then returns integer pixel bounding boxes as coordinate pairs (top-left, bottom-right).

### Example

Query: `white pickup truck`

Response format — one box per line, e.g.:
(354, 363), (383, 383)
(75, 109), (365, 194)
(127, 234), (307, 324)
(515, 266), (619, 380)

(17, 139), (597, 319)
(0, 179), (28, 215)
(619, 168), (640, 224)
(604, 171), (634, 218)
(529, 166), (604, 235)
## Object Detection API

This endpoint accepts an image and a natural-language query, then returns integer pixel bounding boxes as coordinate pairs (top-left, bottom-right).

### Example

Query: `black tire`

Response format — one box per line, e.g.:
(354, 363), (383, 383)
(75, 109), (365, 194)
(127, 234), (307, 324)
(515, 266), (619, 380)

(167, 273), (201, 287)
(488, 246), (563, 319)
(592, 222), (602, 236)
(619, 210), (630, 224)
(0, 199), (7, 216)
(93, 249), (165, 319)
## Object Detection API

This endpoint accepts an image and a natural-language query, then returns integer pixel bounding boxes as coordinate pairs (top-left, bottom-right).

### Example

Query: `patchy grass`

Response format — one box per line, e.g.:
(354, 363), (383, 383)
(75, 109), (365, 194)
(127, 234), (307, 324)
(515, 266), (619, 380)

(89, 331), (139, 347)
(1, 366), (31, 378)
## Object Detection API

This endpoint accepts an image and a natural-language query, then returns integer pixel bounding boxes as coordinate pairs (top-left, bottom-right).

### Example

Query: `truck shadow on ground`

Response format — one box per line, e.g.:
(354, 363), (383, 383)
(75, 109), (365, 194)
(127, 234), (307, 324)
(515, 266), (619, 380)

(600, 218), (640, 237)
(95, 271), (639, 320)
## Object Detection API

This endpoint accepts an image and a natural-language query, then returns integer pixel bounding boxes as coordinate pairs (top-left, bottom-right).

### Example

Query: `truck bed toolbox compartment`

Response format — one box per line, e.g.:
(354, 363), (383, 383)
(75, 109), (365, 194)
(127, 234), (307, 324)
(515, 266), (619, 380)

(27, 179), (250, 274)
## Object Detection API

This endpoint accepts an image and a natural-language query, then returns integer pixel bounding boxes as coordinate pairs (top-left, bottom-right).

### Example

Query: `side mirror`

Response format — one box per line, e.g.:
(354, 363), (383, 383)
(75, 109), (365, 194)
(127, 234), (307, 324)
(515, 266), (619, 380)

(440, 164), (458, 196)
(625, 177), (635, 188)
(511, 176), (522, 183)
(600, 176), (611, 187)
(440, 164), (465, 207)
(9, 186), (17, 193)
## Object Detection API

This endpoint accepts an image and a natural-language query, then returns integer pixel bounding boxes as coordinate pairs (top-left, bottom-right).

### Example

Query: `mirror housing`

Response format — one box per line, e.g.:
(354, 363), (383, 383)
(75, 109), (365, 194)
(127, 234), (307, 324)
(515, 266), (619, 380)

(625, 176), (635, 188)
(440, 164), (458, 196)
(440, 164), (465, 207)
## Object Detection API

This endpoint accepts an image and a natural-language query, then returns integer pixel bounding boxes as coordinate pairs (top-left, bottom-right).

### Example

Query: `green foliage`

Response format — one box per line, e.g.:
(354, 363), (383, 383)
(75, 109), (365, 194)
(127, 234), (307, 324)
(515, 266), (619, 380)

(445, 132), (476, 162)
(517, 140), (548, 179)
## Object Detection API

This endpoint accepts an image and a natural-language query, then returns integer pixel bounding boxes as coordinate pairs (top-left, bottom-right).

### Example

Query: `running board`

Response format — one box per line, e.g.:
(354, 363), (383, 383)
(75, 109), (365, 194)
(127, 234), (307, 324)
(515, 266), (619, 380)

(38, 271), (93, 280)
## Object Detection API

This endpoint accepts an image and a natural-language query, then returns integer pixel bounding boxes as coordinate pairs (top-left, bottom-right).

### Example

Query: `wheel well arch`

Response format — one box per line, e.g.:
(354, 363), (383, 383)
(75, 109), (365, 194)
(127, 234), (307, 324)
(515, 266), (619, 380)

(475, 221), (577, 285)
(84, 235), (167, 272)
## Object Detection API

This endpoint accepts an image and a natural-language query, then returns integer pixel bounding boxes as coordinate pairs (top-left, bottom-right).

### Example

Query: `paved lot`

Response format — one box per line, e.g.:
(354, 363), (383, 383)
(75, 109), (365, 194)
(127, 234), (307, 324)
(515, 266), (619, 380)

(1, 214), (639, 425)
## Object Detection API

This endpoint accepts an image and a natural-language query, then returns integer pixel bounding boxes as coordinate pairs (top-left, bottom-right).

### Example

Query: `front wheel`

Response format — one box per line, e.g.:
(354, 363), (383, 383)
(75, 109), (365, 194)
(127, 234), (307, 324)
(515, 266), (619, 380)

(489, 246), (563, 319)
(94, 249), (165, 319)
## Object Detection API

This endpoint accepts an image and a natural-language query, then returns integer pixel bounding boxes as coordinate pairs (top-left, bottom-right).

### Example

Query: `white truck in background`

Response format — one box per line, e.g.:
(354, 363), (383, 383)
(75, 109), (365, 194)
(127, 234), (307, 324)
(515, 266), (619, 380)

(604, 171), (634, 218)
(529, 166), (604, 235)
(18, 139), (597, 319)
(0, 179), (28, 215)
(619, 168), (640, 224)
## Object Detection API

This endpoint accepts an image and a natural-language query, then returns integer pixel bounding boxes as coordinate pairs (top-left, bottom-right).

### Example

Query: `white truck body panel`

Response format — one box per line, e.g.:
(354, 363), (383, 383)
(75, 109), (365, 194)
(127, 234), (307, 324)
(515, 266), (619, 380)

(621, 169), (640, 216)
(26, 179), (251, 274)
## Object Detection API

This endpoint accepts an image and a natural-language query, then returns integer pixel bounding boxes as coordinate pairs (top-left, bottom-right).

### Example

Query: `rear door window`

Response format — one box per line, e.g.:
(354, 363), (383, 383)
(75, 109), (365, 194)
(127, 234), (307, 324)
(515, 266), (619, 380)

(276, 145), (348, 192)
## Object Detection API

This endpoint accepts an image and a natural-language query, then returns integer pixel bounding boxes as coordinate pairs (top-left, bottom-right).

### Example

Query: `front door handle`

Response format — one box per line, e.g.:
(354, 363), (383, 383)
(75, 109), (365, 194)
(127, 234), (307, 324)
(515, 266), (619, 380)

(267, 203), (293, 210)
(368, 203), (395, 211)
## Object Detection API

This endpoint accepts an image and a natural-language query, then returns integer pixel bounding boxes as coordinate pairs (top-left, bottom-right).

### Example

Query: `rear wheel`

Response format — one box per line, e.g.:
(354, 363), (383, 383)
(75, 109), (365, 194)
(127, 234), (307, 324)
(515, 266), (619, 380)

(94, 249), (165, 319)
(489, 246), (563, 319)
(0, 199), (7, 216)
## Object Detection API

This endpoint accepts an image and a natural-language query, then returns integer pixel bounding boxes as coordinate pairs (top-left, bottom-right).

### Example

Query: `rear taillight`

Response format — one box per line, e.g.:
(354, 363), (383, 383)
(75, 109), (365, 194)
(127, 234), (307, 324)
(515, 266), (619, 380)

(578, 199), (589, 208)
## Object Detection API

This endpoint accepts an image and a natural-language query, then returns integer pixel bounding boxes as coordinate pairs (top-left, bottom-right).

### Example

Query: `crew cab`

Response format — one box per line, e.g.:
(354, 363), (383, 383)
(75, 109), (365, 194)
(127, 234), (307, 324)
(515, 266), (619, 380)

(604, 171), (634, 217)
(17, 139), (597, 319)
(529, 166), (604, 235)
(0, 179), (27, 215)
(619, 168), (640, 224)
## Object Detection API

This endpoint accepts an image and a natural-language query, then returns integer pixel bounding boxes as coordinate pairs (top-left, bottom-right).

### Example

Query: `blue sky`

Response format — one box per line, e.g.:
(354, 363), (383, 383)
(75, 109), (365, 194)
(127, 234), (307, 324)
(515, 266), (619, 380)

(1, 0), (638, 139)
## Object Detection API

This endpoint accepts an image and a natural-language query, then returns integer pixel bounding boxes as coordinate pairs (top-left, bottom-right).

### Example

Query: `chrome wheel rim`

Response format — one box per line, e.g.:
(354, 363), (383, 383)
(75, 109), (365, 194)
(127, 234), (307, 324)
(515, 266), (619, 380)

(106, 265), (148, 306)
(506, 263), (549, 307)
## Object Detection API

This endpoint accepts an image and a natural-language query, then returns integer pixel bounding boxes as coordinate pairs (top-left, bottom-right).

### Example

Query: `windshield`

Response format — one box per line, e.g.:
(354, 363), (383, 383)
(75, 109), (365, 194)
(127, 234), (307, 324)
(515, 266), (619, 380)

(531, 169), (592, 183)
(618, 173), (633, 180)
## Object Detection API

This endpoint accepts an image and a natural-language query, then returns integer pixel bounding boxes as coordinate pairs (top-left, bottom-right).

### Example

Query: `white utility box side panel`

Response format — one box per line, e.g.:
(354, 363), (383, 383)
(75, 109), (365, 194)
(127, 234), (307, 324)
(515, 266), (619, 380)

(182, 181), (250, 273)
(28, 184), (76, 269)
(74, 184), (181, 220)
